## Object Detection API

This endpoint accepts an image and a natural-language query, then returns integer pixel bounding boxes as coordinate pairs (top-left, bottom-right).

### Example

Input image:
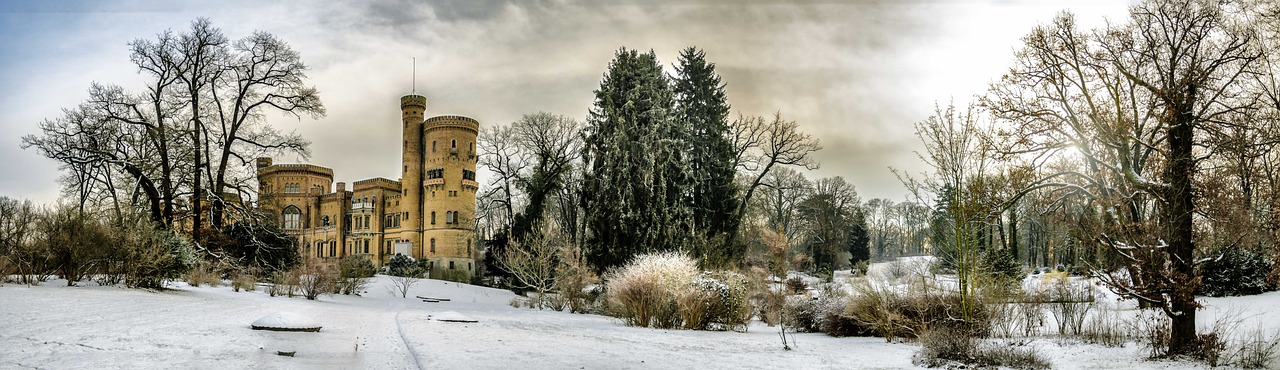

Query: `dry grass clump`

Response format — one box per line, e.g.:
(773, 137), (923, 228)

(604, 252), (698, 328)
(182, 263), (220, 287)
(914, 327), (1050, 370)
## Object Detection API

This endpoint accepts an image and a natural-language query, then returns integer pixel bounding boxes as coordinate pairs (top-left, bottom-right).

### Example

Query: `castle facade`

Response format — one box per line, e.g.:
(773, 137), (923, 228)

(256, 94), (480, 281)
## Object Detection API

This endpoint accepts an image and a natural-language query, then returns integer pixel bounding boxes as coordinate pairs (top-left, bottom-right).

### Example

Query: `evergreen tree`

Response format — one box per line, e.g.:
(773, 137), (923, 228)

(583, 48), (691, 273)
(846, 207), (871, 267)
(672, 47), (740, 267)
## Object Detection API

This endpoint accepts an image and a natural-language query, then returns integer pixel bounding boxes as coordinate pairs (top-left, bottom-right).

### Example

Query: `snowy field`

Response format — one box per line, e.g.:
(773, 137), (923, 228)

(2, 267), (1279, 369)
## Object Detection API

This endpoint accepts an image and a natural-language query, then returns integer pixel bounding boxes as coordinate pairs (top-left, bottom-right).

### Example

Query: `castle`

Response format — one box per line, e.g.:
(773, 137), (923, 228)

(256, 94), (480, 281)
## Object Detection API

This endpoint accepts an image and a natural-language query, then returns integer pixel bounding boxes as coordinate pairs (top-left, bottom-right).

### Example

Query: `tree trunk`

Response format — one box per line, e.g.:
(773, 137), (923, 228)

(1165, 106), (1197, 355)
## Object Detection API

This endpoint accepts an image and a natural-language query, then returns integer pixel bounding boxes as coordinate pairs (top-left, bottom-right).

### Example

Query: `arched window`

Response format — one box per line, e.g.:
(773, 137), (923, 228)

(470, 142), (474, 152)
(282, 205), (302, 230)
(430, 238), (436, 253)
(451, 139), (457, 149)
(322, 215), (330, 227)
(466, 239), (472, 255)
(431, 211), (436, 225)
(446, 211), (454, 224)
(432, 141), (437, 152)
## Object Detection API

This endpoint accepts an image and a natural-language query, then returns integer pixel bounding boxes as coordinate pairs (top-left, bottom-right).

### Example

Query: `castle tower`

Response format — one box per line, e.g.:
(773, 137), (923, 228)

(422, 114), (480, 279)
(400, 94), (427, 256)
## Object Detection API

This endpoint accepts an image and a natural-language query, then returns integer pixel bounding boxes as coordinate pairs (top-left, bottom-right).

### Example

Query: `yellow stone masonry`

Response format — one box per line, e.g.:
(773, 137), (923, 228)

(256, 93), (479, 282)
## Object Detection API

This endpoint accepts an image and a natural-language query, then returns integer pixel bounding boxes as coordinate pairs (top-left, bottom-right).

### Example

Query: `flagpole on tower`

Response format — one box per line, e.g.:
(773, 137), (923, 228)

(412, 57), (416, 93)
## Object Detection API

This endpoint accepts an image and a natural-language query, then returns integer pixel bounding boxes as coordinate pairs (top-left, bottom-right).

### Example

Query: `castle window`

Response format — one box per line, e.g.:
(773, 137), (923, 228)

(433, 141), (437, 152)
(470, 142), (474, 152)
(451, 139), (457, 149)
(430, 238), (436, 253)
(466, 239), (471, 255)
(322, 215), (330, 227)
(427, 168), (443, 179)
(284, 183), (300, 193)
(462, 169), (475, 181)
(431, 211), (436, 225)
(449, 261), (455, 270)
(329, 242), (336, 257)
(446, 211), (454, 224)
(282, 205), (302, 230)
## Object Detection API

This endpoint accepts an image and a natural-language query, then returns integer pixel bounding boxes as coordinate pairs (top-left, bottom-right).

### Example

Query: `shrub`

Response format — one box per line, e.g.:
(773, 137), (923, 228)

(123, 224), (197, 289)
(914, 328), (1050, 370)
(206, 220), (300, 274)
(231, 272), (257, 292)
(183, 263), (220, 287)
(1081, 304), (1127, 347)
(1043, 276), (1094, 336)
(845, 283), (991, 340)
(337, 255), (375, 295)
(752, 289), (785, 326)
(680, 271), (752, 331)
(1230, 329), (1280, 369)
(296, 259), (335, 300)
(1197, 246), (1275, 297)
(554, 244), (600, 314)
(785, 276), (808, 294)
(783, 283), (865, 336)
(604, 252), (698, 328)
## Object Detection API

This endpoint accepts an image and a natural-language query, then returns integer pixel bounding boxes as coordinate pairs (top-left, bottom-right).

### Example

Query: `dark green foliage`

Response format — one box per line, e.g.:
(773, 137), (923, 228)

(983, 246), (1023, 287)
(583, 47), (690, 273)
(206, 220), (299, 273)
(122, 223), (197, 289)
(673, 47), (740, 267)
(339, 255), (376, 279)
(847, 210), (871, 267)
(386, 254), (429, 278)
(1197, 246), (1275, 297)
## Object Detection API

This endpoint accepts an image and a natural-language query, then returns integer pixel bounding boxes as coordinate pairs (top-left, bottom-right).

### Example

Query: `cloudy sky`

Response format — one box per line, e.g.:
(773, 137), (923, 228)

(0, 0), (1133, 205)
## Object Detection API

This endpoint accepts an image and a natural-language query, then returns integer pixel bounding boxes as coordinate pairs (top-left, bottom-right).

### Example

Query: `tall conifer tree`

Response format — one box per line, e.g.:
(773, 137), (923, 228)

(672, 47), (740, 266)
(583, 48), (690, 272)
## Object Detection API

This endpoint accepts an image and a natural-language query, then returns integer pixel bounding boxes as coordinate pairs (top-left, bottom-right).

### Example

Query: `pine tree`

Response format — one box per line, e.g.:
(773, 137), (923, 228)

(583, 48), (691, 273)
(672, 47), (740, 267)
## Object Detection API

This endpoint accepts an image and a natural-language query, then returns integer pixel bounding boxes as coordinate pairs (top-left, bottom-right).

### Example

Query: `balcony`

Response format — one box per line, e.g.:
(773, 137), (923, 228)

(352, 202), (375, 211)
(424, 178), (445, 186)
(462, 179), (479, 190)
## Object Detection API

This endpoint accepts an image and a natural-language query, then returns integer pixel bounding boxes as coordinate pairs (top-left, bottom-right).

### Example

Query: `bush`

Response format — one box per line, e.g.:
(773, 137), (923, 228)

(183, 263), (220, 287)
(206, 220), (300, 274)
(231, 272), (257, 292)
(845, 283), (990, 340)
(914, 328), (1050, 370)
(785, 276), (809, 294)
(783, 283), (866, 336)
(337, 255), (375, 295)
(296, 259), (335, 300)
(1197, 246), (1274, 297)
(1081, 304), (1127, 347)
(123, 224), (197, 289)
(1042, 275), (1094, 336)
(679, 271), (752, 331)
(604, 252), (698, 328)
(752, 289), (785, 326)
(555, 244), (600, 314)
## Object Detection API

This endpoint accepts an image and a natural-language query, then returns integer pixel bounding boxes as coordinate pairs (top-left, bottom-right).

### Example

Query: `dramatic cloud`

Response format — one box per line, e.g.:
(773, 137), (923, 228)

(0, 0), (1131, 204)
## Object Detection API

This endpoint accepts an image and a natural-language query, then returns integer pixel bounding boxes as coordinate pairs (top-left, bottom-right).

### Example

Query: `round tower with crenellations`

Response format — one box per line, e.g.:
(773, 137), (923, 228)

(422, 114), (479, 279)
(400, 94), (427, 257)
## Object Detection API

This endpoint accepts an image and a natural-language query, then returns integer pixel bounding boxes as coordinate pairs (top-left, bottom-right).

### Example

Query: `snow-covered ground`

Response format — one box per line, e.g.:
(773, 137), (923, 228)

(2, 265), (1278, 369)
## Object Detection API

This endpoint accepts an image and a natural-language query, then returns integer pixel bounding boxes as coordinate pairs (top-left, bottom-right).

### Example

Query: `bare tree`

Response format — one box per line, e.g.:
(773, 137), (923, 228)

(728, 112), (821, 248)
(985, 0), (1264, 354)
(497, 221), (563, 309)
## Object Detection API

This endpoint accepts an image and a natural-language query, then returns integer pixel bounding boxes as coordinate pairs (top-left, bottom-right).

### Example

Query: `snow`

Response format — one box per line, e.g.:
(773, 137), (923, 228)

(428, 311), (475, 323)
(2, 265), (1279, 369)
(251, 312), (322, 331)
